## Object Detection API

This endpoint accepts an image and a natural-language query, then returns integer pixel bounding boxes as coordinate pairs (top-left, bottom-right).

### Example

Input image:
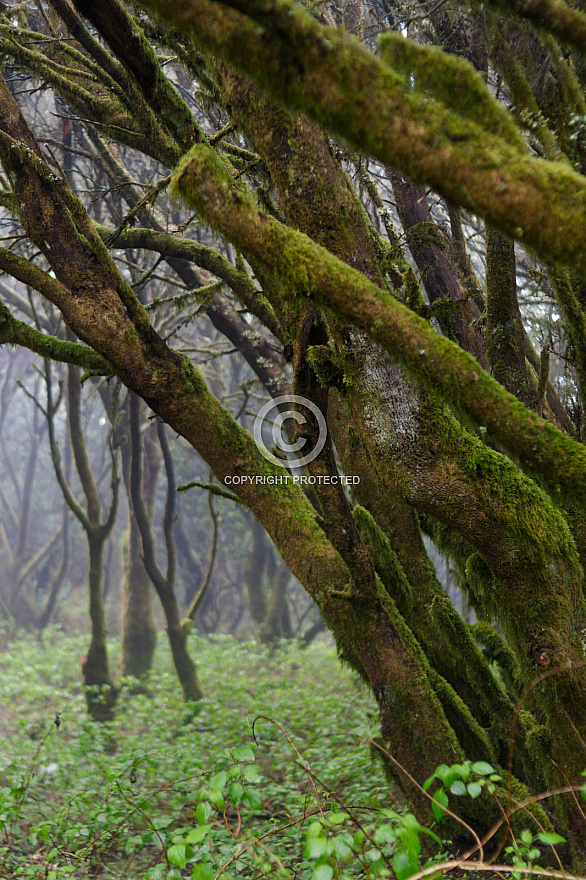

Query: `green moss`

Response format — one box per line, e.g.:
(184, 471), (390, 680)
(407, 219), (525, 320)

(145, 0), (586, 279)
(380, 33), (524, 150)
(352, 505), (413, 614)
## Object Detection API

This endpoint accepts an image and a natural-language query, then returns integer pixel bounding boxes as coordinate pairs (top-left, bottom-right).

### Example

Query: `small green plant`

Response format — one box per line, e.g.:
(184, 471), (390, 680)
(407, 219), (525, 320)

(423, 760), (503, 821)
(504, 829), (567, 879)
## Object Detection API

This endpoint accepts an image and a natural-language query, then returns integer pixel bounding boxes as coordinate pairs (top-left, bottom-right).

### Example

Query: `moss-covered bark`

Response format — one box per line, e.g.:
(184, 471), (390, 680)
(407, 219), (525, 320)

(221, 70), (525, 770)
(389, 171), (488, 367)
(209, 72), (548, 827)
(168, 137), (586, 853)
(0, 12), (180, 167)
(71, 0), (203, 151)
(0, 300), (110, 373)
(169, 142), (586, 510)
(485, 228), (530, 403)
(142, 0), (586, 279)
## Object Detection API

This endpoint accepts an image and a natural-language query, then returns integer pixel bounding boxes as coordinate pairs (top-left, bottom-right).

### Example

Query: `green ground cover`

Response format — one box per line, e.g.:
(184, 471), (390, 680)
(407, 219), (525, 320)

(0, 629), (393, 878)
(0, 629), (566, 880)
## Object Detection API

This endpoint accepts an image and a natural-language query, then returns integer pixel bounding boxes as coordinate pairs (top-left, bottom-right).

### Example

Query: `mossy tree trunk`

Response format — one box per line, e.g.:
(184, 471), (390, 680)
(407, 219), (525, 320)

(485, 227), (530, 403)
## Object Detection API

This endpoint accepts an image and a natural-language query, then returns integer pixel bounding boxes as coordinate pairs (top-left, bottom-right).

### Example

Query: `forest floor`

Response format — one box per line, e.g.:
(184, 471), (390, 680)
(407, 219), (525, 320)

(0, 628), (394, 879)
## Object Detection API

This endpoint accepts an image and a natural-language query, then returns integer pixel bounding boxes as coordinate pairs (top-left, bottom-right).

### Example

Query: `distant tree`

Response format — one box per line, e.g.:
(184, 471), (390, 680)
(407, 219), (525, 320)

(0, 348), (70, 629)
(45, 358), (119, 721)
(4, 0), (586, 864)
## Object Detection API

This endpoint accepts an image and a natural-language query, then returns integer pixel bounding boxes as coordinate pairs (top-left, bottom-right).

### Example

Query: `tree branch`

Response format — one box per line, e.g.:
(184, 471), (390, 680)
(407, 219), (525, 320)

(142, 0), (586, 279)
(172, 142), (586, 507)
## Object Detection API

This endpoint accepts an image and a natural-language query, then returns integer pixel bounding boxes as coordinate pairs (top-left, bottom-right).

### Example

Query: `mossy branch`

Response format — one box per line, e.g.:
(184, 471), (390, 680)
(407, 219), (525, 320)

(474, 0), (586, 54)
(72, 0), (204, 151)
(379, 33), (524, 150)
(94, 223), (278, 331)
(141, 0), (586, 280)
(171, 142), (586, 507)
(0, 299), (110, 373)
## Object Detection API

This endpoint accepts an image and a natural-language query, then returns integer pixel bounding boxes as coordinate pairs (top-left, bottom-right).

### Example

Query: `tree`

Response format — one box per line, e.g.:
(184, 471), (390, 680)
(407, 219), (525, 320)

(3, 0), (586, 863)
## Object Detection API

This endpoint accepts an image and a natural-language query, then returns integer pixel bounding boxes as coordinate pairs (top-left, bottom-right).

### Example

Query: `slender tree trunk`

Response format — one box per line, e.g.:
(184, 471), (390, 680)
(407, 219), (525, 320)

(259, 561), (291, 642)
(82, 534), (117, 722)
(119, 403), (159, 680)
(120, 513), (157, 681)
(129, 393), (203, 702)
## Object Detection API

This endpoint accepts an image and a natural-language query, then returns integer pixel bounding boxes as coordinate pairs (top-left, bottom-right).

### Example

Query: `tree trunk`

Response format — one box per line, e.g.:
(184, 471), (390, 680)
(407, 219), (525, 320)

(82, 534), (117, 722)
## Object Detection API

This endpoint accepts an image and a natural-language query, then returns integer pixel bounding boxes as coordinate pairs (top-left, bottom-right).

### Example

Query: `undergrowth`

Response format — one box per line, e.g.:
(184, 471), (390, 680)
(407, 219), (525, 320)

(0, 627), (575, 879)
(0, 627), (388, 878)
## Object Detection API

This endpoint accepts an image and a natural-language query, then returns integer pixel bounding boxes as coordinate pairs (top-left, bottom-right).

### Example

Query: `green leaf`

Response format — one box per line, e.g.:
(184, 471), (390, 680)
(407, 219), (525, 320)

(374, 824), (396, 845)
(400, 828), (421, 862)
(423, 773), (437, 792)
(431, 788), (449, 821)
(242, 764), (261, 783)
(208, 789), (225, 810)
(434, 765), (460, 788)
(232, 745), (255, 762)
(167, 844), (186, 869)
(196, 802), (212, 826)
(307, 821), (325, 838)
(305, 835), (329, 859)
(467, 782), (482, 799)
(192, 864), (215, 880)
(471, 762), (494, 776)
(393, 850), (418, 880)
(365, 847), (383, 862)
(450, 781), (466, 796)
(185, 825), (211, 845)
(537, 832), (566, 845)
(311, 866), (334, 880)
(241, 788), (262, 810)
(210, 771), (227, 790)
(333, 836), (353, 859)
(229, 782), (243, 805)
